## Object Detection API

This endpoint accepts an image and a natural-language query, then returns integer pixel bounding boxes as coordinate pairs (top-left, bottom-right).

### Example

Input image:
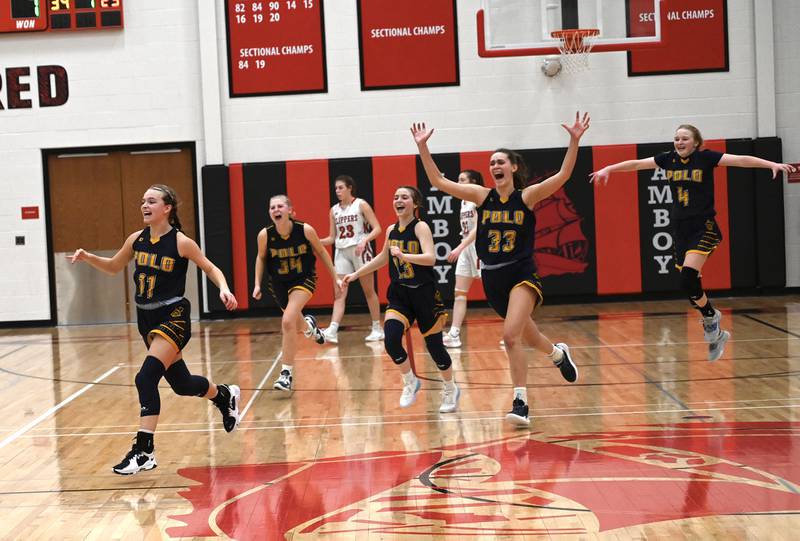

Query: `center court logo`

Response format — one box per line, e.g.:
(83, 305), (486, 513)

(167, 422), (800, 539)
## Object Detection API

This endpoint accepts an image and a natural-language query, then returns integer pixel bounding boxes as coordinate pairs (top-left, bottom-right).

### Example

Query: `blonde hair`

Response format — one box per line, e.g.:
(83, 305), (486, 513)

(676, 124), (704, 149)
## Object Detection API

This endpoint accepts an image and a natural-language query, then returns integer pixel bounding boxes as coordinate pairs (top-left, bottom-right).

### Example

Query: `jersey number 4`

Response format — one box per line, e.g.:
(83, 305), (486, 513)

(676, 187), (690, 207)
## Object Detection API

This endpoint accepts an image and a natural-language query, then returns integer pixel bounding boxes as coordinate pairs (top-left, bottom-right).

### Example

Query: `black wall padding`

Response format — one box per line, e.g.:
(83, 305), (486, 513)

(201, 165), (233, 313)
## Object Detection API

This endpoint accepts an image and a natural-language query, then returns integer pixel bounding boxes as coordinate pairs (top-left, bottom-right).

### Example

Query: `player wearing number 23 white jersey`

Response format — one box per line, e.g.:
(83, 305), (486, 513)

(320, 175), (384, 343)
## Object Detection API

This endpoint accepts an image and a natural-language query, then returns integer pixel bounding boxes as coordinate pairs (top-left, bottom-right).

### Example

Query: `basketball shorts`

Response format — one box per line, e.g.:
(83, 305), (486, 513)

(334, 244), (373, 275)
(137, 297), (191, 352)
(386, 281), (447, 337)
(454, 243), (481, 279)
(267, 273), (317, 311)
(481, 258), (543, 318)
(673, 216), (722, 269)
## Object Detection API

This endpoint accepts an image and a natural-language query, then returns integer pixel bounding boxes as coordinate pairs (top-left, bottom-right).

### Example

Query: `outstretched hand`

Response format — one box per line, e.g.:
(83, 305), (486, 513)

(342, 273), (358, 285)
(588, 168), (610, 185)
(410, 122), (434, 146)
(562, 111), (591, 140)
(67, 248), (88, 264)
(772, 162), (797, 179)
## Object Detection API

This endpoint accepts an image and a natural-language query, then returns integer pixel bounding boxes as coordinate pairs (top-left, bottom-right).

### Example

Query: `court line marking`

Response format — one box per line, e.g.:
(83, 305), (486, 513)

(0, 364), (121, 450)
(11, 402), (800, 440)
(239, 351), (281, 421)
(7, 395), (800, 433)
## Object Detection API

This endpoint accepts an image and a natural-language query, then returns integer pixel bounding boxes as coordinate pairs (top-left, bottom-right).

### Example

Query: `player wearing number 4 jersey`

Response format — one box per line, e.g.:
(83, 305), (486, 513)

(320, 175), (383, 344)
(69, 184), (240, 476)
(590, 124), (797, 362)
(253, 195), (342, 393)
(412, 112), (589, 427)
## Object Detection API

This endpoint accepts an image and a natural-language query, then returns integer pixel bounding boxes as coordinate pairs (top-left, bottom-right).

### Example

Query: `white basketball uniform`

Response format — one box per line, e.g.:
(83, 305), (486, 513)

(455, 199), (480, 278)
(332, 198), (373, 274)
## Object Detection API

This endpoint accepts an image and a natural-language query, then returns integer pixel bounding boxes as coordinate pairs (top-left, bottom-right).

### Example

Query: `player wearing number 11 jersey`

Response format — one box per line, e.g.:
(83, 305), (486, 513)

(320, 175), (383, 344)
(591, 124), (797, 362)
(68, 184), (240, 475)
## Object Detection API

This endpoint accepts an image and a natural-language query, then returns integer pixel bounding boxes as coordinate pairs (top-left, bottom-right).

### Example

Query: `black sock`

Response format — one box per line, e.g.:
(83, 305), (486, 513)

(698, 301), (715, 318)
(212, 384), (230, 407)
(136, 431), (154, 453)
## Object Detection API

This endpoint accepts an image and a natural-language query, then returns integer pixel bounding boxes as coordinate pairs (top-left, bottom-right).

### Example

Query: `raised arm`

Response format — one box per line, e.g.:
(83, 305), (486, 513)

(344, 226), (391, 284)
(390, 221), (436, 266)
(177, 233), (238, 310)
(304, 223), (342, 294)
(411, 122), (489, 205)
(319, 207), (336, 246)
(523, 111), (590, 207)
(718, 154), (797, 178)
(590, 157), (657, 185)
(67, 230), (138, 275)
(252, 228), (268, 300)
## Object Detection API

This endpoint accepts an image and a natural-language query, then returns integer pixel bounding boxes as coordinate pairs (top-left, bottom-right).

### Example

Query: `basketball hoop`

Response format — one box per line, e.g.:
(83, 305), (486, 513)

(551, 28), (600, 73)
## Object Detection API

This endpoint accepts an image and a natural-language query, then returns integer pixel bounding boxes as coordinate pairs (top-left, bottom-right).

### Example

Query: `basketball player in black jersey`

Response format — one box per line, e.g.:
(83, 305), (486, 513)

(342, 186), (460, 413)
(412, 112), (590, 426)
(252, 195), (342, 392)
(69, 184), (240, 475)
(591, 125), (796, 361)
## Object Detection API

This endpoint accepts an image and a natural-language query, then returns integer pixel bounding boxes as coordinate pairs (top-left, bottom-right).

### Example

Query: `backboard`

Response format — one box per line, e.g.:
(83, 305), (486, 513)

(478, 0), (664, 57)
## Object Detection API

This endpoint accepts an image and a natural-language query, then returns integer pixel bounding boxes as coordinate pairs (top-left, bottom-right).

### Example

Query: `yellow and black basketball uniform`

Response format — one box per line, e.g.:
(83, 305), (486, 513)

(386, 218), (446, 336)
(654, 149), (724, 267)
(264, 220), (317, 310)
(476, 188), (543, 318)
(133, 226), (191, 351)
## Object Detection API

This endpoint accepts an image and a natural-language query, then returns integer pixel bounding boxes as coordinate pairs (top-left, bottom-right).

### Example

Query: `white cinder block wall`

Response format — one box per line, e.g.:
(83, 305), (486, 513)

(0, 0), (798, 324)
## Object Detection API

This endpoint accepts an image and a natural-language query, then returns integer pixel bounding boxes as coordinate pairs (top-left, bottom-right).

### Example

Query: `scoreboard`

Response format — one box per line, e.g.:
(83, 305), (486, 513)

(225, 0), (327, 97)
(0, 0), (123, 33)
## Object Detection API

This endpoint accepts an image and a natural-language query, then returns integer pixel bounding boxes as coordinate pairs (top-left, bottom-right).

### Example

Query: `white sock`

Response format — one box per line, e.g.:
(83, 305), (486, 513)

(281, 364), (293, 373)
(449, 327), (460, 336)
(401, 370), (417, 385)
(548, 345), (564, 363)
(513, 387), (527, 404)
(442, 378), (456, 391)
(372, 320), (381, 330)
(328, 322), (339, 333)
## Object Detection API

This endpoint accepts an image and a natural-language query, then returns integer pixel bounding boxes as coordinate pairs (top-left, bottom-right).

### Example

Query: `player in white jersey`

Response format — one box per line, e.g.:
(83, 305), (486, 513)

(320, 175), (384, 343)
(443, 170), (484, 348)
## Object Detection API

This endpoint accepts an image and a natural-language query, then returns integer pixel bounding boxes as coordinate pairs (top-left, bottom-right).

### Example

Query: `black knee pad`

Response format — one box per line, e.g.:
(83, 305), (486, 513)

(424, 332), (452, 371)
(135, 355), (165, 417)
(164, 359), (210, 397)
(680, 267), (704, 301)
(383, 319), (408, 365)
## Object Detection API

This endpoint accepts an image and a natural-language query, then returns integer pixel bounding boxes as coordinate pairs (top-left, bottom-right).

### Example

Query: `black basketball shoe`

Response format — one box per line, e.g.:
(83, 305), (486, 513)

(112, 442), (157, 475)
(505, 398), (530, 427)
(214, 384), (241, 433)
(554, 343), (578, 383)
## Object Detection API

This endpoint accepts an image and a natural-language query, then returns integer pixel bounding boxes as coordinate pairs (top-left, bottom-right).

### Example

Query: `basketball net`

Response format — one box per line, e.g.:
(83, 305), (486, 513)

(551, 29), (599, 73)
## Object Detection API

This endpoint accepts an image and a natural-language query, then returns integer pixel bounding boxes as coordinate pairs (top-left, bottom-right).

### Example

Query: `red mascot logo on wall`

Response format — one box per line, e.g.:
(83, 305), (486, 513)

(167, 422), (800, 539)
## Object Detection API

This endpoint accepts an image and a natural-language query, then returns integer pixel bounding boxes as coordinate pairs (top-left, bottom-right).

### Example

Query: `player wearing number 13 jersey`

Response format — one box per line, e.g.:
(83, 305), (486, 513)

(591, 124), (797, 362)
(320, 175), (383, 344)
(413, 113), (589, 427)
(69, 184), (240, 476)
(341, 186), (460, 414)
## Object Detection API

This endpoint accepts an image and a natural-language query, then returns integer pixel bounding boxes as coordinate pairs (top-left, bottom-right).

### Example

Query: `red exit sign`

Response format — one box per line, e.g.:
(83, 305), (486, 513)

(21, 206), (39, 219)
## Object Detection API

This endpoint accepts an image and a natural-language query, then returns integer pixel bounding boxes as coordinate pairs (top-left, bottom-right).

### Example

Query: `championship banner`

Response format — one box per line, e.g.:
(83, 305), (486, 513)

(627, 0), (729, 76)
(357, 0), (459, 90)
